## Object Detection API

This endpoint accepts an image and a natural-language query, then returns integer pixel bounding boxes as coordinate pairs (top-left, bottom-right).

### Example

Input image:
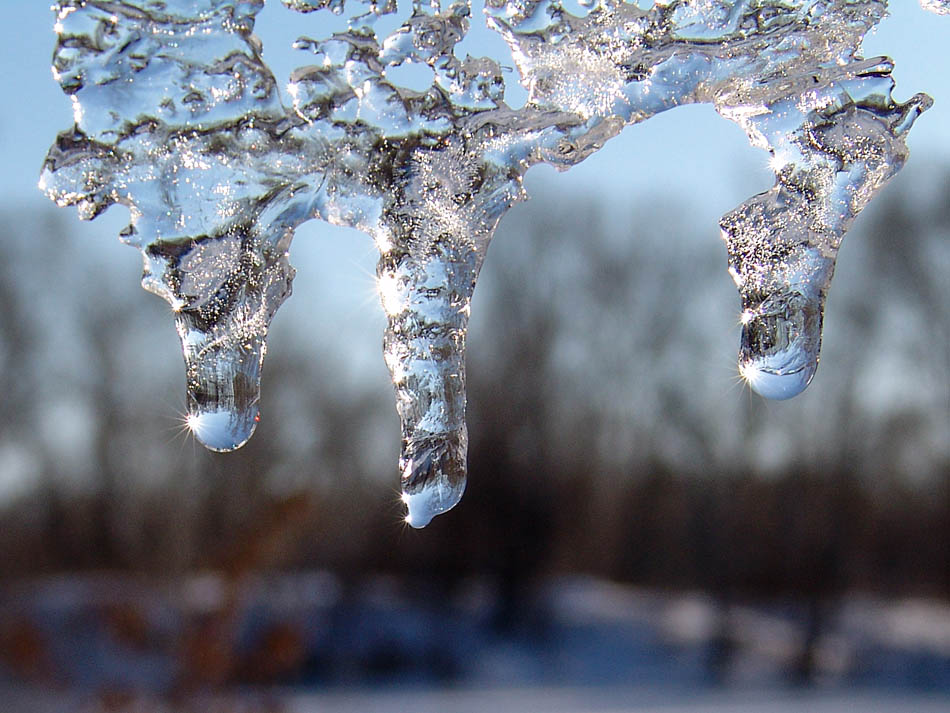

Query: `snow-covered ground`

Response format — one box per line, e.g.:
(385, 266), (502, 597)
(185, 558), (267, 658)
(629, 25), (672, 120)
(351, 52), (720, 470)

(287, 688), (950, 713)
(1, 574), (948, 711)
(4, 686), (950, 713)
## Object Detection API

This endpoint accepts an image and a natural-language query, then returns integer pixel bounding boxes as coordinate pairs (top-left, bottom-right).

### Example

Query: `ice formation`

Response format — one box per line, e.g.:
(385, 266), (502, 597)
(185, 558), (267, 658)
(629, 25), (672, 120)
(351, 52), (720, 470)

(41, 0), (935, 526)
(921, 0), (950, 16)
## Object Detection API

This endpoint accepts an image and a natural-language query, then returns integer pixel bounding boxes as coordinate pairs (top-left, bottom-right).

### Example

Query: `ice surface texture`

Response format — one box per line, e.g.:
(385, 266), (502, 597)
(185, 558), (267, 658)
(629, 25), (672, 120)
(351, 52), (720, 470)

(41, 0), (932, 526)
(921, 0), (950, 16)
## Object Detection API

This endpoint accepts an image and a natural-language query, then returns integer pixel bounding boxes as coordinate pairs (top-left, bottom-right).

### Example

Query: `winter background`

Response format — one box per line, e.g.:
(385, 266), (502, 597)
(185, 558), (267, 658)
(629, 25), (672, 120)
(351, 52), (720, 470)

(0, 2), (948, 712)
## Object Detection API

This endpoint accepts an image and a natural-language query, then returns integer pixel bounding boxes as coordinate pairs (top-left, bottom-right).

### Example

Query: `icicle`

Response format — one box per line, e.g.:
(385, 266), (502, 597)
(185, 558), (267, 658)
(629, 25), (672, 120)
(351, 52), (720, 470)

(41, 0), (298, 452)
(719, 59), (931, 398)
(41, 0), (934, 526)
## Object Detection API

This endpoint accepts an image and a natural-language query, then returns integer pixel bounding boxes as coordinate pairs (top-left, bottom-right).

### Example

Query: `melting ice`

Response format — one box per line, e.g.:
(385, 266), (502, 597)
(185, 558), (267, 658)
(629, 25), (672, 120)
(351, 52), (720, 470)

(41, 0), (935, 526)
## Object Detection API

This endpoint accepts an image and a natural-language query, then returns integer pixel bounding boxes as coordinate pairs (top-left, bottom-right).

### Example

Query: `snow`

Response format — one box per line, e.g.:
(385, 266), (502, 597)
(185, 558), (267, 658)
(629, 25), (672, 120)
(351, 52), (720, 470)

(285, 688), (950, 713)
(4, 685), (949, 713)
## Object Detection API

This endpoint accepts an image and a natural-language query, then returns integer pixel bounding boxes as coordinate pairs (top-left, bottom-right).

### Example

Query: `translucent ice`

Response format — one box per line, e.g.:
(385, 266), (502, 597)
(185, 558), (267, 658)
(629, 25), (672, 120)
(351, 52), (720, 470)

(921, 0), (950, 15)
(41, 0), (932, 525)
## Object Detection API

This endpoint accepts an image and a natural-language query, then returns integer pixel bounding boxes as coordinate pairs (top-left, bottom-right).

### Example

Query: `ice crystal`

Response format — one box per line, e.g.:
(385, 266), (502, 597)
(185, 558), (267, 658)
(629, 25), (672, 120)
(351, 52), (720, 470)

(41, 0), (933, 526)
(921, 0), (950, 16)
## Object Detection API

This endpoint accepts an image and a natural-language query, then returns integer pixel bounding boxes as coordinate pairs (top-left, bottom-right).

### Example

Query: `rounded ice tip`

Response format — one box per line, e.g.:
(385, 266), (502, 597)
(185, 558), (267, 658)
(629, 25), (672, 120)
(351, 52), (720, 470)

(738, 358), (816, 400)
(399, 432), (468, 528)
(186, 406), (259, 452)
(737, 288), (823, 401)
(401, 482), (465, 529)
(399, 482), (464, 528)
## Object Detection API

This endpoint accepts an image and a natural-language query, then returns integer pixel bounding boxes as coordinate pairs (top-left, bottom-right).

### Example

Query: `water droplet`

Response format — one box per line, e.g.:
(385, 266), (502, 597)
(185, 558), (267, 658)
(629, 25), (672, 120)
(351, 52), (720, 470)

(400, 432), (467, 528)
(187, 407), (259, 452)
(183, 330), (265, 452)
(738, 290), (822, 401)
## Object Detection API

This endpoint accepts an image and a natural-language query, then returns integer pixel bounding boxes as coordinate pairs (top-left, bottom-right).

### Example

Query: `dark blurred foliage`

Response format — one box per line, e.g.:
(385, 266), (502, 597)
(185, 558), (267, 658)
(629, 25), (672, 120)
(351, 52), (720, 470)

(0, 167), (946, 697)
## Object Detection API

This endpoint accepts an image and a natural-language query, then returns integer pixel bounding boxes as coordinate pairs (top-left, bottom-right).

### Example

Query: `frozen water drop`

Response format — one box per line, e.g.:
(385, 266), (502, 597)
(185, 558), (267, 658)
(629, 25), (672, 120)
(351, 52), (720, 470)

(737, 290), (823, 400)
(182, 327), (266, 452)
(738, 360), (816, 401)
(400, 432), (467, 529)
(186, 407), (259, 452)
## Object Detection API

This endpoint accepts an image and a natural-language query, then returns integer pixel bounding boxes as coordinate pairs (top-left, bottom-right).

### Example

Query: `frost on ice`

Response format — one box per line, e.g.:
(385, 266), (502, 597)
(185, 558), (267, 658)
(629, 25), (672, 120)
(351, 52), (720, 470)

(41, 0), (934, 526)
(921, 0), (950, 16)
